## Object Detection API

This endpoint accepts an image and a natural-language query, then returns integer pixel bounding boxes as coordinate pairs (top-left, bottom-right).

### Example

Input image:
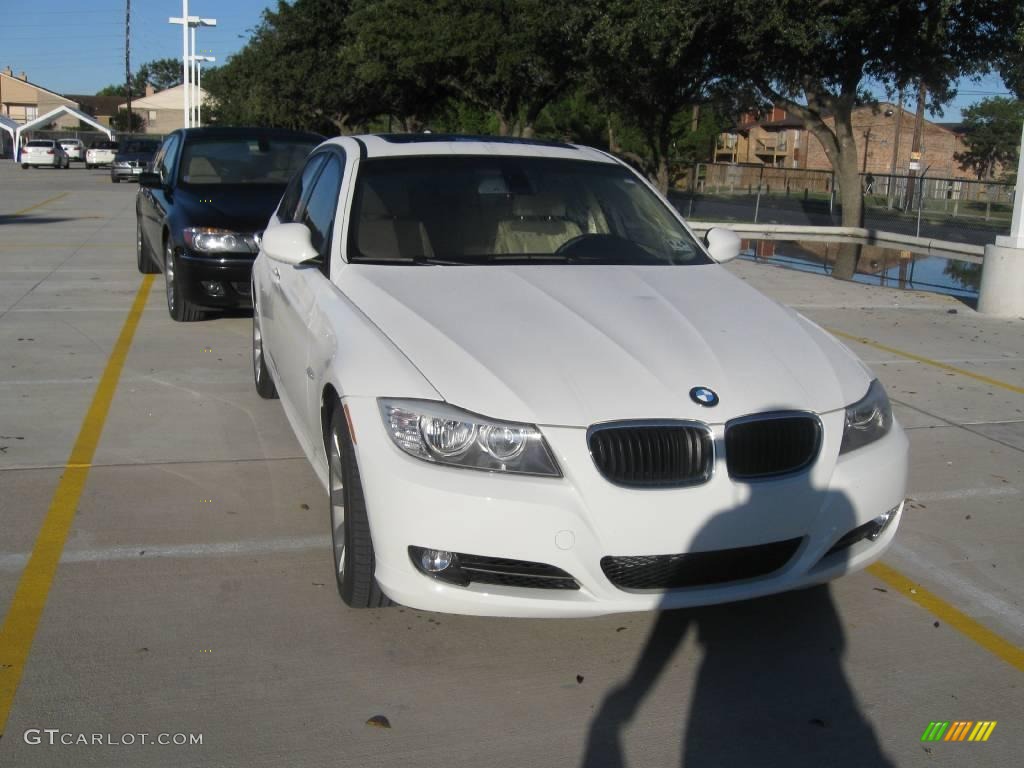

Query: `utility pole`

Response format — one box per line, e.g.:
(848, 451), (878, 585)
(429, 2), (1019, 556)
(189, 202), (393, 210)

(124, 0), (131, 135)
(887, 89), (903, 209)
(904, 81), (927, 212)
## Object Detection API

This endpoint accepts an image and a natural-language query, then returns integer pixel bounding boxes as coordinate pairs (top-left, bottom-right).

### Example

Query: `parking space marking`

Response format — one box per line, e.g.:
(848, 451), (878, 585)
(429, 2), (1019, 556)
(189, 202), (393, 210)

(0, 274), (153, 738)
(8, 192), (68, 217)
(828, 329), (1024, 395)
(868, 562), (1024, 672)
(0, 535), (329, 572)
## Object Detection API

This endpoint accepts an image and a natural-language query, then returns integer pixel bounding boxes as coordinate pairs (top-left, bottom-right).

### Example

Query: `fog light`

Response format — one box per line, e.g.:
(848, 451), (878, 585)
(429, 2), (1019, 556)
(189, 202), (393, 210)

(201, 281), (225, 297)
(866, 503), (901, 541)
(420, 549), (453, 573)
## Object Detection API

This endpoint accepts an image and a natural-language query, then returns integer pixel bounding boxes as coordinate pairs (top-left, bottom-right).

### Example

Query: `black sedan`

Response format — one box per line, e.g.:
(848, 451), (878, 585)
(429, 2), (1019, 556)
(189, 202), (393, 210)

(111, 140), (161, 182)
(136, 127), (323, 321)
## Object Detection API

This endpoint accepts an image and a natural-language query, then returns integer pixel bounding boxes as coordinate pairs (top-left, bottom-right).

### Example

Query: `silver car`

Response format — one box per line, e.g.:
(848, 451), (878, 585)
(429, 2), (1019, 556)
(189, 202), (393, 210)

(20, 140), (70, 169)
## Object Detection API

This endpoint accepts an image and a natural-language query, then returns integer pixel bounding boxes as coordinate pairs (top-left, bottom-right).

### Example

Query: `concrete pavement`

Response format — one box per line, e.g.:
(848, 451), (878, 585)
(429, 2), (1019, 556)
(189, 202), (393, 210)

(0, 161), (1021, 767)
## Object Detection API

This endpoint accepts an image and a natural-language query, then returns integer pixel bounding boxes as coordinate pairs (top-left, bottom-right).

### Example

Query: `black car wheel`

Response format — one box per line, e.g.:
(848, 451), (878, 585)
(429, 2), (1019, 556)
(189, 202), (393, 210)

(164, 241), (205, 322)
(111, 176), (120, 183)
(136, 219), (159, 274)
(328, 406), (392, 609)
(252, 295), (278, 399)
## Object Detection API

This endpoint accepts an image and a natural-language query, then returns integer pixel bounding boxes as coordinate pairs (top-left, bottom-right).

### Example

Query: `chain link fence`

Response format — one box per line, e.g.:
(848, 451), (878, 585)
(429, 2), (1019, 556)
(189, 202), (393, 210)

(673, 163), (1012, 245)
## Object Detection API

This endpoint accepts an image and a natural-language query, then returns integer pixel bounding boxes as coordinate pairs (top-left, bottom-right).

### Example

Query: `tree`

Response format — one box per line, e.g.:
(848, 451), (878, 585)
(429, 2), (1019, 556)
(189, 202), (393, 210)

(956, 97), (1024, 181)
(569, 0), (733, 193)
(110, 108), (144, 132)
(97, 58), (184, 98)
(729, 0), (1017, 280)
(204, 0), (359, 133)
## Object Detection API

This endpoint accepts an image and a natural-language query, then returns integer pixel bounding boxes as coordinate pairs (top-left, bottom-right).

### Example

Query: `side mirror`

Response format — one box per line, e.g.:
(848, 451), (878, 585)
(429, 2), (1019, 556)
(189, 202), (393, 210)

(261, 223), (320, 266)
(704, 227), (741, 264)
(138, 171), (162, 189)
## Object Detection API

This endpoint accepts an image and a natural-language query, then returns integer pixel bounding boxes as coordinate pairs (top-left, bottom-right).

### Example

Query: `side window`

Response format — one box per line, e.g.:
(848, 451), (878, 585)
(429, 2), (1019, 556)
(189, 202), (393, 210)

(278, 154), (327, 222)
(157, 135), (179, 184)
(300, 155), (344, 276)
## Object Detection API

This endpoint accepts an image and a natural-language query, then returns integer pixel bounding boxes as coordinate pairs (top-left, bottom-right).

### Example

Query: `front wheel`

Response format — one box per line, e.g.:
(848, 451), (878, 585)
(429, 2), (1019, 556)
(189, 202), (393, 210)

(164, 242), (205, 322)
(252, 296), (278, 399)
(328, 406), (392, 609)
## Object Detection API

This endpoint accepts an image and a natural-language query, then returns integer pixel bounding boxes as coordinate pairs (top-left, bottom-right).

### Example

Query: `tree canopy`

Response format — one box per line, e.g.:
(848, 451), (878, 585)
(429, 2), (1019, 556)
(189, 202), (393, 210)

(956, 97), (1024, 181)
(97, 58), (183, 98)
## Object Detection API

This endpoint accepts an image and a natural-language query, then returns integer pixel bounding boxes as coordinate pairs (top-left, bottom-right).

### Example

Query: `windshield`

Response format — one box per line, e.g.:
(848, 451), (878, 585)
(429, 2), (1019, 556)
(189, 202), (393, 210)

(179, 137), (319, 185)
(348, 156), (709, 265)
(120, 141), (160, 154)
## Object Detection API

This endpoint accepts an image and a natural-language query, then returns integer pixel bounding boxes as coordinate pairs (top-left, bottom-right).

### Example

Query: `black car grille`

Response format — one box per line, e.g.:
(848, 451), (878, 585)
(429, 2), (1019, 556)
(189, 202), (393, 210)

(725, 414), (821, 480)
(588, 423), (713, 488)
(601, 538), (803, 590)
(456, 553), (580, 590)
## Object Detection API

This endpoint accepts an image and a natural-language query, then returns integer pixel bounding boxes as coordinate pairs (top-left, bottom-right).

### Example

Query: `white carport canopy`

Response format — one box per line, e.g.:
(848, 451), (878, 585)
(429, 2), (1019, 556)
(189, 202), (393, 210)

(14, 105), (115, 149)
(0, 115), (17, 145)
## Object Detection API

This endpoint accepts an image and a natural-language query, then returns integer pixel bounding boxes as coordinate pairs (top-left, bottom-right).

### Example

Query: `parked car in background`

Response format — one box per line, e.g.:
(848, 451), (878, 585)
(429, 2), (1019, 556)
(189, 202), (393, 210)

(136, 126), (323, 321)
(85, 140), (119, 168)
(20, 140), (69, 169)
(111, 139), (160, 183)
(251, 134), (908, 616)
(58, 138), (85, 162)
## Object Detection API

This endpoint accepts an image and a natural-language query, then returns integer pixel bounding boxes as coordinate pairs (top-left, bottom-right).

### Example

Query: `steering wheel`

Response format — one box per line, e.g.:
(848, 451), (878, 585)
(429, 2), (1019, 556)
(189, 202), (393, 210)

(554, 233), (657, 263)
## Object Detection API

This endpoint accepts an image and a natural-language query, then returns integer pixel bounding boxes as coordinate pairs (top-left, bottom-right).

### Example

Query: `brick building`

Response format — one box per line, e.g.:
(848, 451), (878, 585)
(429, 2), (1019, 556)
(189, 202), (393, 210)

(716, 103), (973, 179)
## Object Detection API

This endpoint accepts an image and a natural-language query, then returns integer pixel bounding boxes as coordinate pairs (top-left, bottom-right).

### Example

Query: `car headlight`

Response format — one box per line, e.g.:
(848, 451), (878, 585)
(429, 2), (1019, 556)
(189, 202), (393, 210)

(378, 399), (561, 477)
(183, 227), (259, 254)
(840, 379), (892, 454)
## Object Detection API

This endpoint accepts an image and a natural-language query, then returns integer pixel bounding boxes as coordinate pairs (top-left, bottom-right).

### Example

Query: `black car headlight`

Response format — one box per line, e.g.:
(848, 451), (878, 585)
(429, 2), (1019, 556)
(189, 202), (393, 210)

(840, 379), (892, 454)
(379, 399), (561, 477)
(183, 227), (259, 254)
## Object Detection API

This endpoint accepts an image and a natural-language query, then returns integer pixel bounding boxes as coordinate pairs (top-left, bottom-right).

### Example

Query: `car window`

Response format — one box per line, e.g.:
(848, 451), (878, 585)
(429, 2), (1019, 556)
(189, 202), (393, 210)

(157, 135), (180, 184)
(26, 140), (53, 147)
(178, 137), (319, 185)
(300, 154), (344, 276)
(347, 156), (709, 266)
(278, 153), (327, 223)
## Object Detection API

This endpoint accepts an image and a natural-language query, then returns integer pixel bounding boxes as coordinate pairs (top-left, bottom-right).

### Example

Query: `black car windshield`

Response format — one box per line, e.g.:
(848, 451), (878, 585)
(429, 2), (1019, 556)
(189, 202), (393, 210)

(179, 137), (319, 185)
(348, 156), (710, 265)
(121, 141), (160, 154)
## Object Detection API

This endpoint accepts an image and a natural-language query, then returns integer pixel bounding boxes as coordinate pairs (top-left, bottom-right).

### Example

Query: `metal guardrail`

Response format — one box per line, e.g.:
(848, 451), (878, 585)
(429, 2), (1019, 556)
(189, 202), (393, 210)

(687, 222), (985, 264)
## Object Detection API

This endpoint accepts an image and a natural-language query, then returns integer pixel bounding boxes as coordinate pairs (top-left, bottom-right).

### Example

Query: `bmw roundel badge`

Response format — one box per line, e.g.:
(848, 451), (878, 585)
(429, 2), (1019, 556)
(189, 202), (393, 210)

(689, 386), (719, 407)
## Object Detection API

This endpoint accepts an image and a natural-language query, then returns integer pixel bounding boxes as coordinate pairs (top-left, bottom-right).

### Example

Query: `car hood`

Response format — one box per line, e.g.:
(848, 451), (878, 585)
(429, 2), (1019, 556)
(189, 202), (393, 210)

(339, 264), (872, 427)
(174, 185), (286, 234)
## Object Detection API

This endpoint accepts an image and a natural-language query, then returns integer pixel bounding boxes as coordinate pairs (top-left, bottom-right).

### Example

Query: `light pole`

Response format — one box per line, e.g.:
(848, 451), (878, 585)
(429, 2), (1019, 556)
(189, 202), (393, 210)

(977, 121), (1024, 316)
(169, 3), (216, 129)
(191, 55), (215, 127)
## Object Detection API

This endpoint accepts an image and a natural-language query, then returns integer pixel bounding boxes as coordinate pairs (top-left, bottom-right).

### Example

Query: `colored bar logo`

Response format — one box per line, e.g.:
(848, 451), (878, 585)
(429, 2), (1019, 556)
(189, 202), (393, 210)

(921, 721), (997, 742)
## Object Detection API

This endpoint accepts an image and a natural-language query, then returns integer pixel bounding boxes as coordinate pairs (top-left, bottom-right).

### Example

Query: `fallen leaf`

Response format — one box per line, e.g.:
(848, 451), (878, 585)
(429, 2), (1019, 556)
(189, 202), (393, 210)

(366, 715), (391, 729)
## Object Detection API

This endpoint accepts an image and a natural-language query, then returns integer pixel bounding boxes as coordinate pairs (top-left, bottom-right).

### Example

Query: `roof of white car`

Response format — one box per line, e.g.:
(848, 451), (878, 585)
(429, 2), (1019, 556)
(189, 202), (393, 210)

(329, 134), (617, 164)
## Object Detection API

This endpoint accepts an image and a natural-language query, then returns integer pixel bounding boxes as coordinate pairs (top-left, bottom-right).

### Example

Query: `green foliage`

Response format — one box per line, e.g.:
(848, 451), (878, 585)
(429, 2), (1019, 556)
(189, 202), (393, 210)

(956, 97), (1024, 180)
(110, 108), (144, 132)
(97, 58), (183, 98)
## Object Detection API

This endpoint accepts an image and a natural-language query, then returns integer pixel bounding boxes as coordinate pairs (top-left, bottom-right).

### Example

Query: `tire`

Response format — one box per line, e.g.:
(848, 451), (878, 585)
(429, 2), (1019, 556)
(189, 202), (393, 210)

(85, 163), (92, 170)
(21, 164), (27, 170)
(327, 405), (392, 609)
(136, 218), (159, 274)
(111, 176), (120, 183)
(252, 296), (278, 399)
(164, 241), (205, 322)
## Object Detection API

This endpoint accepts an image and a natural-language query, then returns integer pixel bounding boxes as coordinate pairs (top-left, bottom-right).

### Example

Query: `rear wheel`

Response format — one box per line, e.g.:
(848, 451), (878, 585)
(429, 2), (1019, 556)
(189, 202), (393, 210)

(328, 406), (392, 609)
(164, 241), (205, 322)
(136, 219), (159, 274)
(252, 297), (278, 399)
(111, 176), (120, 183)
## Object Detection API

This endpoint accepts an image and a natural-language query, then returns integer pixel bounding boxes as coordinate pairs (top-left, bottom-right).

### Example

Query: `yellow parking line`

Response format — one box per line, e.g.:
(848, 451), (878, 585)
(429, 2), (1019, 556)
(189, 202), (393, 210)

(9, 192), (68, 217)
(869, 562), (1024, 672)
(828, 329), (1024, 395)
(0, 275), (153, 737)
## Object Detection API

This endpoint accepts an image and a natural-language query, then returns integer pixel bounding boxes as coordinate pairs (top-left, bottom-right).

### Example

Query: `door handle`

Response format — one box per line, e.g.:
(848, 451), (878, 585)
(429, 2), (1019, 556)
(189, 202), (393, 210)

(271, 266), (281, 280)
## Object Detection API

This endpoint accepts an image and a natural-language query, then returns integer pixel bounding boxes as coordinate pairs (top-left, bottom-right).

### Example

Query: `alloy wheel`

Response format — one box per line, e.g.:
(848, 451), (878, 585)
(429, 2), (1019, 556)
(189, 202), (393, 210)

(329, 431), (346, 580)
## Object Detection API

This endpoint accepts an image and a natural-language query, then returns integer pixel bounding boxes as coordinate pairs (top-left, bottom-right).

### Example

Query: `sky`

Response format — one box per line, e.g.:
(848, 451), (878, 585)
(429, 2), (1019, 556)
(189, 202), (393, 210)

(0, 1), (1015, 121)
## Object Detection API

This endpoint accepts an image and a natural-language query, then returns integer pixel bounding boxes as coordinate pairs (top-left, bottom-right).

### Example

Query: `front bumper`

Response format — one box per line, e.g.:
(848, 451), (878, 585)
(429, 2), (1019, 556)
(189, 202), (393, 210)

(175, 250), (255, 309)
(343, 397), (908, 617)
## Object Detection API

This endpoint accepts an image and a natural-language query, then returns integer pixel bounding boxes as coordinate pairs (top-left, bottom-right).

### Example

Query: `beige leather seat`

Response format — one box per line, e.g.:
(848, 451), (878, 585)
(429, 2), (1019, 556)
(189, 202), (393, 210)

(356, 187), (434, 261)
(184, 156), (220, 184)
(494, 192), (582, 255)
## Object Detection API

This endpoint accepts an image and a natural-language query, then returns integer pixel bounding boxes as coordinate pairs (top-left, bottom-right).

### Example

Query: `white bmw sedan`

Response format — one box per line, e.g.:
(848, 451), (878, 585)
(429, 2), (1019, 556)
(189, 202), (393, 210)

(252, 134), (907, 617)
